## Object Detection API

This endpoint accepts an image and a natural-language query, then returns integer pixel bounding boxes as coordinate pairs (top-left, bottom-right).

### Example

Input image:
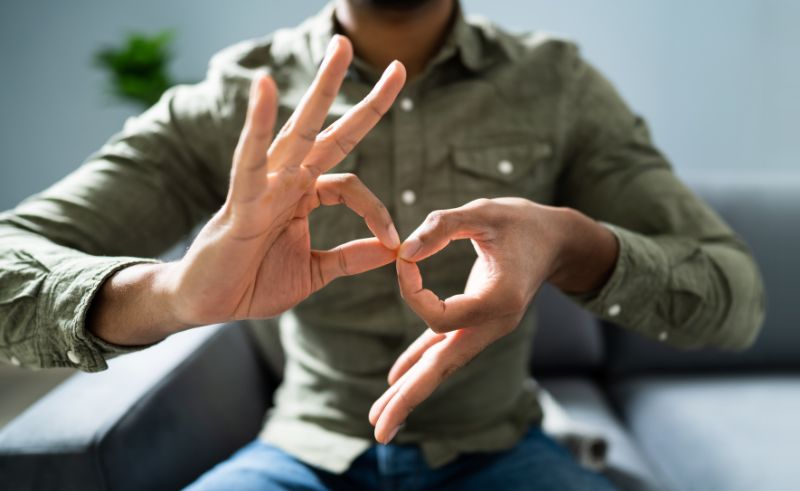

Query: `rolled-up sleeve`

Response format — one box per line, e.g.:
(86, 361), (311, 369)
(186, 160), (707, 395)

(0, 66), (239, 371)
(0, 243), (158, 371)
(557, 47), (765, 350)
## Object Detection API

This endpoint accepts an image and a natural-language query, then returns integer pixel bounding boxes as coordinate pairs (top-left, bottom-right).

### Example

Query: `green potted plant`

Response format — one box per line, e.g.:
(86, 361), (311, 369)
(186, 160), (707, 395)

(94, 29), (178, 108)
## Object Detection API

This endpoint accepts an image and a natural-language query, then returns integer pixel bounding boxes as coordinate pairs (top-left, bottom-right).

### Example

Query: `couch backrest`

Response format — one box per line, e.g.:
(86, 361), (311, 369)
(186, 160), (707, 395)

(605, 172), (800, 375)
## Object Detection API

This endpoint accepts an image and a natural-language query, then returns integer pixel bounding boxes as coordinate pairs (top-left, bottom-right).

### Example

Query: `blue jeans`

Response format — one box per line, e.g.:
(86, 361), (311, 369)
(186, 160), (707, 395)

(185, 427), (618, 490)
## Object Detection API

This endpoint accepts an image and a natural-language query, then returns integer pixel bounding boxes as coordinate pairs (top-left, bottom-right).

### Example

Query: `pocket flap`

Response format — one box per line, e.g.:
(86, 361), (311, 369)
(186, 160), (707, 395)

(452, 142), (549, 183)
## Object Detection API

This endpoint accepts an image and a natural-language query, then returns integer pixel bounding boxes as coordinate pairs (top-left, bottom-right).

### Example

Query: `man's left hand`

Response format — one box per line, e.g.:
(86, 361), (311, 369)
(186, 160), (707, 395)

(368, 197), (619, 444)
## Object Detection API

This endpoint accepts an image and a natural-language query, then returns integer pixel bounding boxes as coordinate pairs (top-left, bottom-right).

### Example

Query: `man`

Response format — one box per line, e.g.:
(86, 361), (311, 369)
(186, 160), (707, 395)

(0, 0), (764, 489)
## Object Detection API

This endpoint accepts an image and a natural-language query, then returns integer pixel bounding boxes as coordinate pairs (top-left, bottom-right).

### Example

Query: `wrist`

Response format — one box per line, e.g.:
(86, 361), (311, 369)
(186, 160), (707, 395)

(88, 262), (189, 346)
(547, 207), (619, 294)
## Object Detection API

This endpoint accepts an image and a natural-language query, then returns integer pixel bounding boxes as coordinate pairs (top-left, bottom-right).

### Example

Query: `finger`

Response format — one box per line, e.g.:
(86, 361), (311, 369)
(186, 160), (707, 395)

(229, 74), (278, 203)
(267, 35), (353, 171)
(387, 329), (446, 385)
(368, 368), (408, 427)
(309, 237), (396, 291)
(301, 60), (406, 176)
(372, 328), (493, 444)
(396, 259), (496, 333)
(397, 205), (489, 262)
(315, 173), (400, 249)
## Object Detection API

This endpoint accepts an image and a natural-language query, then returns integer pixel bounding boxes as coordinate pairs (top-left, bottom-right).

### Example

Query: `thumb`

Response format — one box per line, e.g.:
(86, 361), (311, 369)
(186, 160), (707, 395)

(310, 238), (396, 291)
(398, 208), (486, 262)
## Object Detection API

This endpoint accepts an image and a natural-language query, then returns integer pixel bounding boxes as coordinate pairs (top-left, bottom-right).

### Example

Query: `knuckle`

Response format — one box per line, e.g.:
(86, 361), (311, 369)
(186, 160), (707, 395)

(295, 126), (318, 143)
(337, 247), (350, 275)
(281, 119), (317, 143)
(470, 197), (493, 209)
(426, 210), (445, 222)
(365, 99), (385, 118)
(440, 363), (461, 381)
(425, 210), (449, 229)
(315, 81), (338, 100)
(425, 351), (463, 382)
(469, 198), (498, 221)
(320, 131), (357, 156)
(341, 172), (361, 187)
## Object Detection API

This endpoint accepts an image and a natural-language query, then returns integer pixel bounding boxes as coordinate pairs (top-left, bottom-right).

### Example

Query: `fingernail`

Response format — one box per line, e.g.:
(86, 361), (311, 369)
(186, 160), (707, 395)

(385, 426), (400, 444)
(387, 224), (401, 249)
(399, 238), (421, 260)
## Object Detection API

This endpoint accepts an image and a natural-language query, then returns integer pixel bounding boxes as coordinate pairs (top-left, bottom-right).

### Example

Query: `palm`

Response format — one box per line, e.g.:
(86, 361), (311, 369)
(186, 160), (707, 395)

(172, 36), (405, 326)
(369, 199), (555, 444)
(249, 215), (314, 317)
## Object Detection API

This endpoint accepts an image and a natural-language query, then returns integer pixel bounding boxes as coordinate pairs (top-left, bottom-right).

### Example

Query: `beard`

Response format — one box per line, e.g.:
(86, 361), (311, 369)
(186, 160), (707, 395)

(351, 0), (440, 12)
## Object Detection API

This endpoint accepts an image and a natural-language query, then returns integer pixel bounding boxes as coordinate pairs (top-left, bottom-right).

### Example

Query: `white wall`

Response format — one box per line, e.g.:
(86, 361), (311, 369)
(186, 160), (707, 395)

(1, 0), (798, 210)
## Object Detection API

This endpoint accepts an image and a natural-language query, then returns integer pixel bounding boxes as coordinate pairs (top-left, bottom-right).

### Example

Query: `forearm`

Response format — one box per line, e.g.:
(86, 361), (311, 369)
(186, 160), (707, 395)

(571, 223), (765, 350)
(0, 222), (160, 371)
(86, 262), (190, 346)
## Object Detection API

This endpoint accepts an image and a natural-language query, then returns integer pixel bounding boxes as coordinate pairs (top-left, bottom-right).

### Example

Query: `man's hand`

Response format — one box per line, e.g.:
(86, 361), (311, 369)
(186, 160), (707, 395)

(368, 198), (618, 443)
(89, 35), (406, 345)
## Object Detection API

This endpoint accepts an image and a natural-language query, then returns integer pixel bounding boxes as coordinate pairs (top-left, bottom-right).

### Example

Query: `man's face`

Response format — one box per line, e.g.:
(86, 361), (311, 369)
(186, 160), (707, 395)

(351, 0), (439, 12)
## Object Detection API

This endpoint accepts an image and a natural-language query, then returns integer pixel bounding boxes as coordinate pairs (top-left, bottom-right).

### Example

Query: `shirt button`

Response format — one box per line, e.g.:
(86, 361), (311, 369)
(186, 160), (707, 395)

(399, 97), (414, 112)
(401, 190), (416, 205)
(497, 159), (514, 175)
(607, 304), (621, 317)
(658, 331), (669, 342)
(67, 349), (82, 365)
(10, 356), (21, 367)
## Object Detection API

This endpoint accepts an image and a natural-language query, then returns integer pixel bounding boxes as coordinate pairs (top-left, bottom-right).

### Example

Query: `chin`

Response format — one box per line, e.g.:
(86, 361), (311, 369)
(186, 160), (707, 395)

(352, 0), (440, 12)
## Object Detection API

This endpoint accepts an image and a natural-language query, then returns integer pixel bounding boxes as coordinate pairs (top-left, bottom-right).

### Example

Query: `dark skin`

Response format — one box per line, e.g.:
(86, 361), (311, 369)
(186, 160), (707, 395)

(90, 0), (619, 445)
(335, 0), (619, 443)
(335, 0), (455, 79)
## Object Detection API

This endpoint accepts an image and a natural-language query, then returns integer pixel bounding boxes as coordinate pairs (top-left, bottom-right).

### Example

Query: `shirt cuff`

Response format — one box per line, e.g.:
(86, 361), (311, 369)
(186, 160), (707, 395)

(36, 255), (161, 372)
(568, 223), (670, 341)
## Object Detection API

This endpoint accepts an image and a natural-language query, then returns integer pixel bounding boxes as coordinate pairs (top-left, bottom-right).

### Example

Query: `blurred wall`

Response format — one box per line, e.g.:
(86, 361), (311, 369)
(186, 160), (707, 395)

(1, 0), (798, 210)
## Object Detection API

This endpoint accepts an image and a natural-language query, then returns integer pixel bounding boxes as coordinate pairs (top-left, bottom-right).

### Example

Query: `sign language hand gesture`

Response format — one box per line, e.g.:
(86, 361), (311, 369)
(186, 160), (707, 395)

(168, 35), (406, 326)
(369, 198), (617, 443)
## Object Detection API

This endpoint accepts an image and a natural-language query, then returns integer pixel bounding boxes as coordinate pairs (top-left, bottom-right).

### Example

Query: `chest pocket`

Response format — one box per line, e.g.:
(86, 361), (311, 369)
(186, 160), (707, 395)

(450, 140), (554, 206)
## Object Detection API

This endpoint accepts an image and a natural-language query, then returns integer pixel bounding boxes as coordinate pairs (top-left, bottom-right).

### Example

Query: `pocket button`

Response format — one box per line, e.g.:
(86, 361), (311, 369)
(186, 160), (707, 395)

(400, 97), (414, 112)
(497, 159), (514, 176)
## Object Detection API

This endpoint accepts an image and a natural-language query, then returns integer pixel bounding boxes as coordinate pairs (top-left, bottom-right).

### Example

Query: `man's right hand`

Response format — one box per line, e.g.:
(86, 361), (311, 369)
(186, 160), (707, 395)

(89, 35), (406, 345)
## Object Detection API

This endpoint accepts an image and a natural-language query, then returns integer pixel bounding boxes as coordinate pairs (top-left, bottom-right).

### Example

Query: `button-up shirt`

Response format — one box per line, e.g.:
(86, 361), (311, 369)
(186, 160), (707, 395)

(0, 2), (764, 473)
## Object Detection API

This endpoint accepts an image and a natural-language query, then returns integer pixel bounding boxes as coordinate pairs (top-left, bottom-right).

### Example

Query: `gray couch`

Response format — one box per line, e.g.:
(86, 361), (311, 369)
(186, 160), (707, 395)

(0, 173), (797, 491)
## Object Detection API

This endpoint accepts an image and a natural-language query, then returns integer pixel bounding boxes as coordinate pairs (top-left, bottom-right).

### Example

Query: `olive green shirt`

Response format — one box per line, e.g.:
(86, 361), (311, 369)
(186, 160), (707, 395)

(0, 3), (764, 473)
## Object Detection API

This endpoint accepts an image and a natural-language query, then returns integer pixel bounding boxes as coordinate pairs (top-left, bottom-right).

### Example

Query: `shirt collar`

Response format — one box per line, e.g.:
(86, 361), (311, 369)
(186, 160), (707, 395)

(307, 2), (492, 75)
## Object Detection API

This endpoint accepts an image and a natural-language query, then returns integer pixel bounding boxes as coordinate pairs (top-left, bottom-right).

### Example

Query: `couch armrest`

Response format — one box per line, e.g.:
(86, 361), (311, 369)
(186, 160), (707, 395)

(0, 323), (275, 491)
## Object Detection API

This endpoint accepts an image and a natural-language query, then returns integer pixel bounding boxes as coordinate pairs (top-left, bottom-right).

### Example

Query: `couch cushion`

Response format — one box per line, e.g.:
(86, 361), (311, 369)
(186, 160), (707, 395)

(613, 374), (800, 491)
(0, 325), (273, 491)
(532, 284), (604, 373)
(606, 173), (800, 375)
(539, 377), (666, 491)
